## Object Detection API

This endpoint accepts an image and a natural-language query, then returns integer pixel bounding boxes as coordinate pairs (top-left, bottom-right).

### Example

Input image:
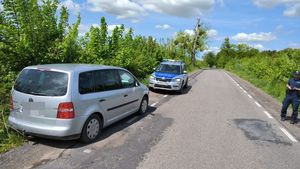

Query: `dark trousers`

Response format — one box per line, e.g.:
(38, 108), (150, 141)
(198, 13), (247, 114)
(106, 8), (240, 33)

(281, 94), (299, 121)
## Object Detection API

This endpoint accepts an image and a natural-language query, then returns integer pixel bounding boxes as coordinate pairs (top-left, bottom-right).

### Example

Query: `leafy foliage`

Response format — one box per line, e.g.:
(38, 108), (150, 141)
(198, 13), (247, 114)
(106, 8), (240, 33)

(205, 38), (300, 101)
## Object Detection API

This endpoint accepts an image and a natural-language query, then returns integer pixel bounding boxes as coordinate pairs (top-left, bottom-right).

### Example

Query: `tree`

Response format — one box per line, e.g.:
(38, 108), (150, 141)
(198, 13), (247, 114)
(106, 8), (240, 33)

(173, 20), (207, 65)
(191, 19), (207, 66)
(203, 52), (216, 68)
(216, 37), (235, 68)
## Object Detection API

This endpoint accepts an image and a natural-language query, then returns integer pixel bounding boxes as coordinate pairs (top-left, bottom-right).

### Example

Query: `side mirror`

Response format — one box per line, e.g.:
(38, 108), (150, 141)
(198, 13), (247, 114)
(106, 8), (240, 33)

(183, 70), (187, 74)
(135, 81), (140, 87)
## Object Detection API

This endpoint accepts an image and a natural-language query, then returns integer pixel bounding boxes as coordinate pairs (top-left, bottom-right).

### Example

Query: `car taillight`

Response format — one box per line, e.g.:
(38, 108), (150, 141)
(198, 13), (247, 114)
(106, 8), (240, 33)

(57, 102), (75, 119)
(10, 96), (13, 112)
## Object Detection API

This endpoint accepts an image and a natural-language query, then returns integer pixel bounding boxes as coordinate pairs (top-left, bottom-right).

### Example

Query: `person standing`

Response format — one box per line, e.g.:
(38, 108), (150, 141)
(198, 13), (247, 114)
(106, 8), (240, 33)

(280, 71), (300, 124)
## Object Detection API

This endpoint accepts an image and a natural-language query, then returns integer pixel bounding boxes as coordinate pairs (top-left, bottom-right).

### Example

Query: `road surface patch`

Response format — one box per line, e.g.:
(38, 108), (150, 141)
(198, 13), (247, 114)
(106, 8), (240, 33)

(234, 119), (292, 146)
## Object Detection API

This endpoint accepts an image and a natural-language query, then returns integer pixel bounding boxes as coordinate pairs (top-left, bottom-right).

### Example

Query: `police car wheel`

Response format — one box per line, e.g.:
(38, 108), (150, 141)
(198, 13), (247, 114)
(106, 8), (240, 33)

(177, 82), (184, 94)
(184, 78), (188, 88)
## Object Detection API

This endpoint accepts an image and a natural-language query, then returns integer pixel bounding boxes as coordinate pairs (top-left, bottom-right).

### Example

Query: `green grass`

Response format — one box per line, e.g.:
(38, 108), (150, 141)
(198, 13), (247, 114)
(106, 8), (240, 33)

(0, 104), (24, 153)
(228, 69), (286, 102)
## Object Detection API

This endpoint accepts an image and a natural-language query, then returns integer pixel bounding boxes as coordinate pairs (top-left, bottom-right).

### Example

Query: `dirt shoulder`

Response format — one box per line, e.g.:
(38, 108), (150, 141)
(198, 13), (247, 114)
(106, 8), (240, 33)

(226, 71), (300, 141)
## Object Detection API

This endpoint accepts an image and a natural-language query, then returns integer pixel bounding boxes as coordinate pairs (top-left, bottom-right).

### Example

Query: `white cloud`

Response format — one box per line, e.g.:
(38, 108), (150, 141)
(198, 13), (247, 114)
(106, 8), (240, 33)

(78, 24), (90, 36)
(203, 46), (220, 54)
(155, 24), (171, 30)
(289, 42), (300, 48)
(107, 24), (122, 32)
(78, 24), (99, 36)
(207, 29), (218, 38)
(60, 0), (80, 14)
(252, 0), (300, 17)
(78, 24), (125, 36)
(86, 0), (215, 22)
(142, 0), (215, 17)
(87, 0), (146, 22)
(232, 32), (276, 42)
(184, 29), (195, 36)
(284, 3), (300, 16)
(252, 44), (265, 50)
(253, 0), (300, 8)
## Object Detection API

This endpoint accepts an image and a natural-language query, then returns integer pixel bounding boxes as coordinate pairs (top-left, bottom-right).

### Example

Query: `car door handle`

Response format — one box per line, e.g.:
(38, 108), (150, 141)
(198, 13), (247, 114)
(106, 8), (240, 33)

(99, 99), (106, 102)
(124, 94), (128, 97)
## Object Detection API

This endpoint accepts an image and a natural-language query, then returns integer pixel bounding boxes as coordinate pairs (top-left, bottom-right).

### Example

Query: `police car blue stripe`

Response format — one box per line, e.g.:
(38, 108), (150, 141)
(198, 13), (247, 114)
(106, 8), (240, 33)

(154, 72), (178, 79)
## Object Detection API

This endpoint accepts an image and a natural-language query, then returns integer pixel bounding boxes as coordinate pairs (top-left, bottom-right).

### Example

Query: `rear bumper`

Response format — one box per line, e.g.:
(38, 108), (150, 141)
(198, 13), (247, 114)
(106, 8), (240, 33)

(8, 115), (86, 139)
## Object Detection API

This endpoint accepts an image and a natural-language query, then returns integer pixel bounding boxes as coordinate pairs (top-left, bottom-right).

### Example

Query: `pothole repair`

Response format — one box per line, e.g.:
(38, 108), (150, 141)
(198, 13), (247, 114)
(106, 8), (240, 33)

(234, 119), (291, 146)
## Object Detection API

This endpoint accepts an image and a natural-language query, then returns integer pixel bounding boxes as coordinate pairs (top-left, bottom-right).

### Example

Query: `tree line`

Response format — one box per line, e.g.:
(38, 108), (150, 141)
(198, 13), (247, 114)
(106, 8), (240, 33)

(203, 37), (300, 100)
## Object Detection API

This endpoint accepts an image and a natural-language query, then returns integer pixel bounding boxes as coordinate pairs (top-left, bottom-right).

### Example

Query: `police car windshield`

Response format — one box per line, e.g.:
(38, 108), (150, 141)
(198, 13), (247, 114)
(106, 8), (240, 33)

(156, 64), (181, 74)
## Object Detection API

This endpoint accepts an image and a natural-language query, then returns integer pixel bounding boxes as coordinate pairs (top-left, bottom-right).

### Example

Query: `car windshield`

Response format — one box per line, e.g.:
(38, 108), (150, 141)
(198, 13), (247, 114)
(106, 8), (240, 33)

(14, 69), (68, 96)
(156, 64), (181, 74)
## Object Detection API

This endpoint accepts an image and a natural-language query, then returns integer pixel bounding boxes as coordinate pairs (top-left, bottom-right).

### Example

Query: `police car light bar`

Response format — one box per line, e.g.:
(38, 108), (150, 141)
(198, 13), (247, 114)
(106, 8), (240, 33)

(162, 59), (184, 63)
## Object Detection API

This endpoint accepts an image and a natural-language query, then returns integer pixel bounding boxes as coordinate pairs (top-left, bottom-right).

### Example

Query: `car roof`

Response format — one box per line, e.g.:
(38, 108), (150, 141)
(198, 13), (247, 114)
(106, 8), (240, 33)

(160, 61), (184, 66)
(24, 64), (122, 73)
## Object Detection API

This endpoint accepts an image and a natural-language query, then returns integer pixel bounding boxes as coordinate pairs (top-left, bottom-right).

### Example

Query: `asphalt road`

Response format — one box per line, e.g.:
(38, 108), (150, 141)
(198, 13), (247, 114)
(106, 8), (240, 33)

(1, 69), (300, 169)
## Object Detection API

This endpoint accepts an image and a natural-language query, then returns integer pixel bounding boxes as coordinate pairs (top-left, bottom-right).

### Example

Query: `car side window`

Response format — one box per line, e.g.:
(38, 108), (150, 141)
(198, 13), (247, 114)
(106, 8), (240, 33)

(118, 70), (136, 88)
(79, 72), (94, 94)
(94, 69), (122, 92)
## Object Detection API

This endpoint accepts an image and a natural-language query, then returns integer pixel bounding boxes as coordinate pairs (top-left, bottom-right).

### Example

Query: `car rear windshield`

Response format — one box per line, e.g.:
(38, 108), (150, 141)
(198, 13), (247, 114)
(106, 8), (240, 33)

(14, 69), (68, 96)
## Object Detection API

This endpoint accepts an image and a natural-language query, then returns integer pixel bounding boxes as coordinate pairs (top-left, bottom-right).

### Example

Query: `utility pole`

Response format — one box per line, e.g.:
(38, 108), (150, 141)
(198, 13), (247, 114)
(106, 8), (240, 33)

(191, 18), (200, 66)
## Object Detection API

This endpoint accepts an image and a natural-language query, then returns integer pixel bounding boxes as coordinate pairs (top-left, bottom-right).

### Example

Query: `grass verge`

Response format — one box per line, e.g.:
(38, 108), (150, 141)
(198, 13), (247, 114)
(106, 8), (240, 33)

(0, 103), (24, 154)
(227, 69), (286, 102)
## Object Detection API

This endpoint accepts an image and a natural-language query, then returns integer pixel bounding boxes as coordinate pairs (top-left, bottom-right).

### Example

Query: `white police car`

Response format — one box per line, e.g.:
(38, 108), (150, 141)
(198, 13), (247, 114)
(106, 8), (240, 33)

(148, 59), (188, 93)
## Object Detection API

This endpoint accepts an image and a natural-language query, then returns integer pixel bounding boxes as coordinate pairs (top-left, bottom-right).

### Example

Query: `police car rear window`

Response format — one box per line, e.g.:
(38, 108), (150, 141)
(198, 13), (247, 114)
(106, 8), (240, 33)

(14, 69), (68, 96)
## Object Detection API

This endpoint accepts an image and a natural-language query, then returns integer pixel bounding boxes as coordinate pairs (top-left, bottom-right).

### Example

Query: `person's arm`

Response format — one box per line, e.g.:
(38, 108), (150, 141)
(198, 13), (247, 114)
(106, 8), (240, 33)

(287, 80), (292, 90)
(294, 87), (300, 91)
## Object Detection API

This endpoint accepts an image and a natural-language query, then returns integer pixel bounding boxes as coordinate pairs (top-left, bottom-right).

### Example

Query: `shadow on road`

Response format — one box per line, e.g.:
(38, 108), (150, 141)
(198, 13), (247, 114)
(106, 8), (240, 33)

(27, 106), (157, 149)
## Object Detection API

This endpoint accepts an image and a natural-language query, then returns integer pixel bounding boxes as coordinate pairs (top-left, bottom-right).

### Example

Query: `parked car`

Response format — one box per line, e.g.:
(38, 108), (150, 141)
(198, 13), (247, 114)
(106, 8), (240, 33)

(148, 59), (188, 93)
(9, 64), (149, 143)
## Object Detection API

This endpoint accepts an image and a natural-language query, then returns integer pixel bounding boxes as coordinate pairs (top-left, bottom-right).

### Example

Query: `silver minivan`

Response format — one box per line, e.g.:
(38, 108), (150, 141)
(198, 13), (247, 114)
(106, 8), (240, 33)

(9, 64), (149, 143)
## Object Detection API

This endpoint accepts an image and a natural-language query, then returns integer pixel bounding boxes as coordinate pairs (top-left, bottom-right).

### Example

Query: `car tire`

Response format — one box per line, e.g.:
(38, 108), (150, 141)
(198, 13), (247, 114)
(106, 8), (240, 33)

(80, 114), (102, 143)
(184, 78), (188, 88)
(138, 96), (148, 115)
(177, 82), (184, 94)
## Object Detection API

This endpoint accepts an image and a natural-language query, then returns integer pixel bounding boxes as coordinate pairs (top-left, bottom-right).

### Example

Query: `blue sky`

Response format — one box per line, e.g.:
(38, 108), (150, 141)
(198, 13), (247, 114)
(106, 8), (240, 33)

(49, 0), (300, 53)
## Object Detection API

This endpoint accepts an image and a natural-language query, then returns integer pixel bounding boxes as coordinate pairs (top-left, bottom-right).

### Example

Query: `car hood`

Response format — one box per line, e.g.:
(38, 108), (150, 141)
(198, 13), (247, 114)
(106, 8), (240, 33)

(154, 72), (179, 79)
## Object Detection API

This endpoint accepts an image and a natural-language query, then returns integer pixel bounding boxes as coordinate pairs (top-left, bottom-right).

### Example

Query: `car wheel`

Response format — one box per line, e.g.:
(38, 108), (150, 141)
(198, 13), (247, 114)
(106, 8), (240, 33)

(178, 82), (184, 94)
(184, 78), (188, 88)
(138, 96), (148, 115)
(80, 114), (102, 143)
